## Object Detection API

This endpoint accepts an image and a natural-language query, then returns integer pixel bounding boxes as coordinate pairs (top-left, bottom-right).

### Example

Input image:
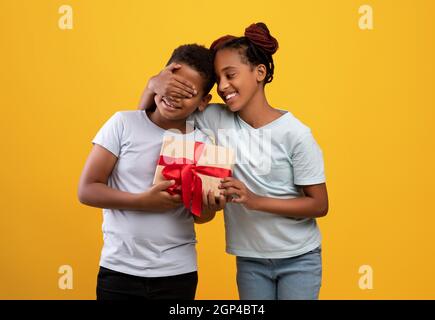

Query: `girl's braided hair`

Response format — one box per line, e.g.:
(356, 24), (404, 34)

(210, 23), (279, 85)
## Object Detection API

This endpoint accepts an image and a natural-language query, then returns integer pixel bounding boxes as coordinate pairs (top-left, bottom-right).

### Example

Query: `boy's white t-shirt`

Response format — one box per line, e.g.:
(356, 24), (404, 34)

(191, 104), (326, 258)
(92, 110), (208, 277)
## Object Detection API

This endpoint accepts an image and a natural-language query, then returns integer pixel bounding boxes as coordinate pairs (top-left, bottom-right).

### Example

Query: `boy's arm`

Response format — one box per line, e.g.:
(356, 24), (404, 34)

(193, 191), (226, 224)
(138, 63), (197, 110)
(78, 144), (182, 212)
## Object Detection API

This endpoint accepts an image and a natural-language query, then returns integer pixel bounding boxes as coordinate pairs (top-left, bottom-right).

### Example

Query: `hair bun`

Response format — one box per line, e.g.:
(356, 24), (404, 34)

(244, 22), (279, 55)
(210, 35), (237, 51)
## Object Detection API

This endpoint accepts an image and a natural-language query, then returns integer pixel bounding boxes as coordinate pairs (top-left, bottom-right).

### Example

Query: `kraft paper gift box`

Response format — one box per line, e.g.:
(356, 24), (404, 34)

(153, 135), (235, 216)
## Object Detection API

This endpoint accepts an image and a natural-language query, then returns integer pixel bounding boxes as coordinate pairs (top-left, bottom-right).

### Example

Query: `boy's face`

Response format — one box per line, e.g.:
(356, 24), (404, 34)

(154, 63), (211, 121)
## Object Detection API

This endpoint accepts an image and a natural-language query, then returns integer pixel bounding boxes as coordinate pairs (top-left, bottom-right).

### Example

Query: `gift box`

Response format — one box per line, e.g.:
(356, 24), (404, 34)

(153, 135), (235, 216)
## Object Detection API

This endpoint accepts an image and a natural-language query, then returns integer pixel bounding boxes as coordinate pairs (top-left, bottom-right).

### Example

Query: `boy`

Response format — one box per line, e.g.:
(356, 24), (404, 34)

(78, 44), (226, 300)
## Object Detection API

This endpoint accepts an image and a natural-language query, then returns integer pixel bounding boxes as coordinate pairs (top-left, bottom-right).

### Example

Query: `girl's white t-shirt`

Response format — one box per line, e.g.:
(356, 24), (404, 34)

(191, 104), (326, 258)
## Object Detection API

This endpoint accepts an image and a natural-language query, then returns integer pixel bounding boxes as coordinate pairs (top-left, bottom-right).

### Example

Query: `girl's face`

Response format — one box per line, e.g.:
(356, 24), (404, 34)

(214, 48), (265, 112)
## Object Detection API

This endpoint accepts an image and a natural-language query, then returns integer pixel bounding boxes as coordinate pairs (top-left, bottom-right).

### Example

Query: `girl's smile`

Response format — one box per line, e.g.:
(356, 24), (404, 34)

(224, 92), (239, 104)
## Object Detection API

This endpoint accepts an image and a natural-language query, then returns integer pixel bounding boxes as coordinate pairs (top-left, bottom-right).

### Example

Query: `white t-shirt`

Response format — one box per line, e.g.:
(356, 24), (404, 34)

(191, 104), (326, 258)
(92, 110), (208, 277)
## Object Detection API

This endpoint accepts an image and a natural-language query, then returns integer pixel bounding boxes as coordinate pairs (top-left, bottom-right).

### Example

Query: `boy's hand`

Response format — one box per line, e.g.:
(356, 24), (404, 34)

(194, 190), (226, 224)
(147, 63), (197, 103)
(219, 177), (260, 210)
(138, 180), (183, 212)
(203, 190), (226, 212)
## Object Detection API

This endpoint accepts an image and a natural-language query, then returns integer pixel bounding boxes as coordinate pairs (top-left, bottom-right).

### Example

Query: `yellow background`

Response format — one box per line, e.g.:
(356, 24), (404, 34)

(1, 0), (434, 299)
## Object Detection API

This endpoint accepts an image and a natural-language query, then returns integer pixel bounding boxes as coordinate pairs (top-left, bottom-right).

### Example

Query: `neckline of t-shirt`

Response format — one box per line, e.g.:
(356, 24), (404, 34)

(140, 110), (196, 138)
(236, 109), (290, 131)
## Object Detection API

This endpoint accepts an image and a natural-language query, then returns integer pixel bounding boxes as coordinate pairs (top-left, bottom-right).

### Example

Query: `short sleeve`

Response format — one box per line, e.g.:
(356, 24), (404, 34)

(291, 131), (326, 186)
(92, 112), (124, 157)
(190, 104), (225, 136)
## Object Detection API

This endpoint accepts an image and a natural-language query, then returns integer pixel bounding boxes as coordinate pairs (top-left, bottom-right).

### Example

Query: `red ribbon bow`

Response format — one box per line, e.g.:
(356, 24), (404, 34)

(158, 142), (232, 216)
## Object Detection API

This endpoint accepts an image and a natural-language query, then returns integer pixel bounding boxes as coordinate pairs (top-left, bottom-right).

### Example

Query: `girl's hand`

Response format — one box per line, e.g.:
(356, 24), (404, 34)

(219, 177), (260, 210)
(147, 63), (197, 103)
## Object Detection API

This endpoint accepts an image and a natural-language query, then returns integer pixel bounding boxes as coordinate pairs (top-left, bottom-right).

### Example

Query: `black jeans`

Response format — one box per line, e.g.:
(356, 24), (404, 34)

(96, 266), (198, 300)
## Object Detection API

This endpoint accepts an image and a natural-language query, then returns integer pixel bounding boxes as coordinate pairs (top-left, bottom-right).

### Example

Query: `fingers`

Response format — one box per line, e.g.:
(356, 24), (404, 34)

(170, 194), (182, 203)
(202, 190), (227, 212)
(202, 190), (216, 209)
(165, 62), (182, 72)
(163, 84), (193, 101)
(219, 180), (242, 190)
(202, 189), (209, 207)
(216, 195), (227, 209)
(160, 192), (182, 210)
(174, 76), (197, 96)
(166, 88), (191, 100)
(230, 197), (245, 204)
(166, 96), (181, 104)
(168, 78), (197, 98)
(207, 190), (217, 208)
(153, 180), (175, 191)
(205, 191), (227, 211)
(221, 187), (241, 197)
(162, 63), (197, 98)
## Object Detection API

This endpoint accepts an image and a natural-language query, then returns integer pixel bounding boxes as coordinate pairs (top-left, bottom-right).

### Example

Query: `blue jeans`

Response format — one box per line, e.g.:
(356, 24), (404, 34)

(236, 246), (322, 300)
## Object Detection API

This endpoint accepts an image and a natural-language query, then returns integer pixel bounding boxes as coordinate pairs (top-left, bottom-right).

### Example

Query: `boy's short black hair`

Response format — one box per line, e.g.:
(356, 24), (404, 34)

(167, 44), (216, 95)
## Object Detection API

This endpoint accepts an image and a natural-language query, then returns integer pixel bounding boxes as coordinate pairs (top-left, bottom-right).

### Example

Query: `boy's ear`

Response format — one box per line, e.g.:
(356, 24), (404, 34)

(198, 94), (212, 112)
(256, 64), (267, 83)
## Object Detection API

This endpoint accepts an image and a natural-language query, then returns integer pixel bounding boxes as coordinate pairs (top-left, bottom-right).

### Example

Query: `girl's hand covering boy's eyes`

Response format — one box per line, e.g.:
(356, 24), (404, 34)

(147, 62), (197, 101)
(219, 177), (259, 210)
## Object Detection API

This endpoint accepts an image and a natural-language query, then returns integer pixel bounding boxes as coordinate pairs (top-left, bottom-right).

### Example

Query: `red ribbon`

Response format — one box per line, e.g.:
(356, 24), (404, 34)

(158, 142), (232, 217)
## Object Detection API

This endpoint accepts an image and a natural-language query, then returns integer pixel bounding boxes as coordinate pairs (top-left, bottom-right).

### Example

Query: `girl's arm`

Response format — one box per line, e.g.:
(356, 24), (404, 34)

(138, 63), (197, 110)
(78, 144), (183, 212)
(219, 177), (328, 218)
(137, 85), (156, 111)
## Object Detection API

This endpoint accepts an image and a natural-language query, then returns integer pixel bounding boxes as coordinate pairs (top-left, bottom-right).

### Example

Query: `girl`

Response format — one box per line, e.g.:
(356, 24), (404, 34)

(139, 23), (329, 300)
